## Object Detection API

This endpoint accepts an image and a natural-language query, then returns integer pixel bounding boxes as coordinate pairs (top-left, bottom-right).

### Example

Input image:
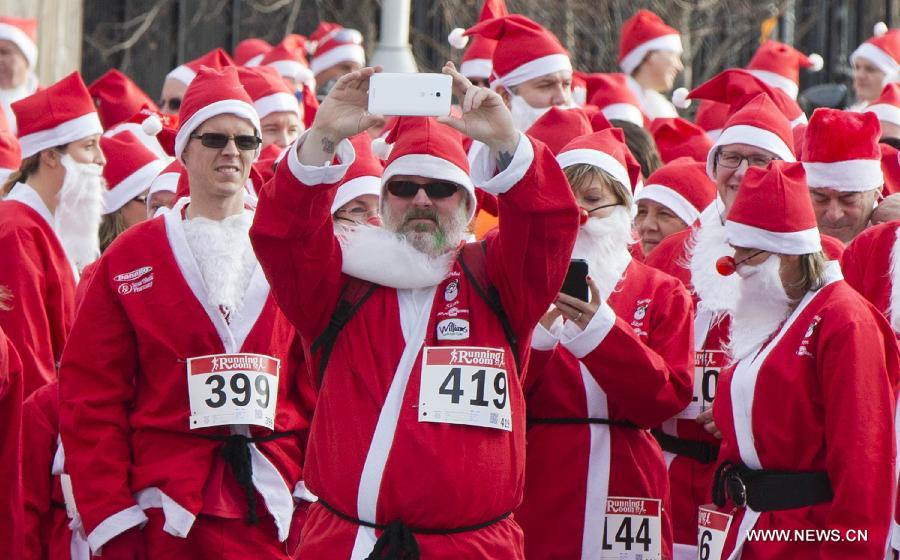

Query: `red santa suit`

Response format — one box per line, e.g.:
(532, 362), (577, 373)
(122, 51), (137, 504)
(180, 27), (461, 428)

(517, 256), (693, 560)
(0, 184), (76, 397)
(0, 324), (24, 559)
(250, 121), (579, 558)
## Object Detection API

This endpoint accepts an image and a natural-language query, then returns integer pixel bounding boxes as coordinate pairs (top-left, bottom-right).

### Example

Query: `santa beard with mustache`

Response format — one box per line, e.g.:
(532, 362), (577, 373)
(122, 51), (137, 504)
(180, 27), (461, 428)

(54, 155), (105, 274)
(571, 205), (635, 300)
(727, 254), (795, 362)
(690, 204), (741, 315)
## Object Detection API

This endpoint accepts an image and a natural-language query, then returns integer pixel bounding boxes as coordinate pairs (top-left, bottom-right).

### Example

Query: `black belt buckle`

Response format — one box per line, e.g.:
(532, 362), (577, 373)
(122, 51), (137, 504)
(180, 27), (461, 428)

(725, 468), (748, 508)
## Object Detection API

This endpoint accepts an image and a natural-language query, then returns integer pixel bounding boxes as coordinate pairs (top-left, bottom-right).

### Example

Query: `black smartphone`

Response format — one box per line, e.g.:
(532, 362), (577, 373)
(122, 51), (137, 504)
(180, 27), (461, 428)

(560, 259), (590, 302)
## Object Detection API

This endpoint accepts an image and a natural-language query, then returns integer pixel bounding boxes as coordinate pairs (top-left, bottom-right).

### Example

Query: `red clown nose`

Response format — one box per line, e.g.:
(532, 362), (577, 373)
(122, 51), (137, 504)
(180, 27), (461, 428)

(716, 255), (736, 276)
(579, 209), (590, 225)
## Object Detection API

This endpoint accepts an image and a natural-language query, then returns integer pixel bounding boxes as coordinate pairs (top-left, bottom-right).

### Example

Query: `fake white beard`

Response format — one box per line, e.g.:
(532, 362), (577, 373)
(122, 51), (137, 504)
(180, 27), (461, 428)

(509, 94), (553, 131)
(571, 206), (634, 300)
(727, 255), (794, 362)
(55, 156), (104, 273)
(182, 210), (256, 321)
(689, 216), (740, 314)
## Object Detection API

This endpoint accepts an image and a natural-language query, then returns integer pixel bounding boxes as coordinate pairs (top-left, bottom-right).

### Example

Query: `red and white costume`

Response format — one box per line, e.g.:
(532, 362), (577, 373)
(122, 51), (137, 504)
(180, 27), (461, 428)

(250, 124), (578, 558)
(618, 10), (683, 119)
(0, 325), (23, 559)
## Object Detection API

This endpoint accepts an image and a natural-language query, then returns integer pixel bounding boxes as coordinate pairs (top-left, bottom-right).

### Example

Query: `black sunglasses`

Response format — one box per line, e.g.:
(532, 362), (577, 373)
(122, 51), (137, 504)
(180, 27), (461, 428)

(386, 181), (459, 199)
(190, 133), (262, 151)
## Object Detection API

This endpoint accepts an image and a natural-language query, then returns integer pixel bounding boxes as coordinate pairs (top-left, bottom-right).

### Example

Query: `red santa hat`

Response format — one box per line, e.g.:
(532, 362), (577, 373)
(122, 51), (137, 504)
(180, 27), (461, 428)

(237, 66), (300, 121)
(650, 117), (713, 163)
(331, 133), (384, 214)
(234, 38), (272, 67)
(463, 15), (571, 91)
(525, 106), (593, 154)
(557, 129), (634, 198)
(261, 36), (315, 87)
(0, 17), (37, 68)
(12, 72), (103, 159)
(88, 69), (159, 130)
(695, 99), (729, 140)
(618, 10), (682, 75)
(586, 73), (646, 127)
(801, 108), (883, 191)
(174, 66), (260, 160)
(166, 48), (235, 87)
(378, 116), (476, 219)
(0, 128), (21, 181)
(149, 158), (182, 198)
(864, 83), (900, 127)
(851, 23), (900, 78)
(725, 161), (821, 254)
(746, 40), (823, 100)
(99, 131), (166, 214)
(636, 157), (716, 225)
(309, 22), (366, 76)
(679, 68), (805, 126)
(448, 0), (508, 80)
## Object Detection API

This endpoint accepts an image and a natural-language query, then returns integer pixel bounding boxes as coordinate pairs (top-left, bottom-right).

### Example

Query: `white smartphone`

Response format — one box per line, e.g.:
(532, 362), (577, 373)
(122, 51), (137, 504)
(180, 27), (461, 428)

(368, 73), (452, 117)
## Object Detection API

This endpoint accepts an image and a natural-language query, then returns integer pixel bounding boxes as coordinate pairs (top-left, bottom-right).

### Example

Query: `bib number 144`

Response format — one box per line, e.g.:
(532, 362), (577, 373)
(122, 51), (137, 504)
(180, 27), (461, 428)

(600, 497), (661, 560)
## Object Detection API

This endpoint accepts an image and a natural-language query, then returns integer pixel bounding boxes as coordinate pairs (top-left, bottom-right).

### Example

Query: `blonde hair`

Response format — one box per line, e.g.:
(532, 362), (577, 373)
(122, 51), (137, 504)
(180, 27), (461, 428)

(563, 163), (632, 209)
(786, 251), (828, 294)
(98, 210), (127, 253)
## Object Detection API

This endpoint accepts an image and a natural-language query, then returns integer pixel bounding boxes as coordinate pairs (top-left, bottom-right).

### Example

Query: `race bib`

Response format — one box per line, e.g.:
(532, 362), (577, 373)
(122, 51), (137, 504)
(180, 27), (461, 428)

(676, 350), (725, 419)
(600, 497), (662, 560)
(187, 353), (280, 430)
(60, 473), (78, 520)
(419, 346), (511, 431)
(697, 505), (733, 560)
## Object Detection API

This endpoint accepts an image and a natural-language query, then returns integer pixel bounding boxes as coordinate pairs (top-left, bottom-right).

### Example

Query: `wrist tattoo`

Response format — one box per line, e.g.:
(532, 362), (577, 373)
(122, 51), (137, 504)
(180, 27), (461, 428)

(497, 150), (514, 171)
(321, 136), (336, 154)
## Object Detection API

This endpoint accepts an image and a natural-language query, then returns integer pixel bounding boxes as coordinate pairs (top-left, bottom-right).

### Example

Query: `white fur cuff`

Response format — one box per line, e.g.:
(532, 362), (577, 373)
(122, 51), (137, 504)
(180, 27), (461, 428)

(287, 131), (355, 186)
(559, 302), (617, 359)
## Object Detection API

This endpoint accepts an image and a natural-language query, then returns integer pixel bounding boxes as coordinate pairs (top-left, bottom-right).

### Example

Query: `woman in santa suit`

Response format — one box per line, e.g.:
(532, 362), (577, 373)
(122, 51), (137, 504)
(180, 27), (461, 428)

(703, 161), (899, 559)
(515, 128), (694, 560)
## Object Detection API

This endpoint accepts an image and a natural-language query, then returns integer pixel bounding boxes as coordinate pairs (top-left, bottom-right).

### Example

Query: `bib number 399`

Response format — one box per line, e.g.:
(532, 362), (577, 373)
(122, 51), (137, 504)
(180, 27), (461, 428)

(600, 497), (662, 560)
(188, 353), (280, 430)
(419, 346), (511, 431)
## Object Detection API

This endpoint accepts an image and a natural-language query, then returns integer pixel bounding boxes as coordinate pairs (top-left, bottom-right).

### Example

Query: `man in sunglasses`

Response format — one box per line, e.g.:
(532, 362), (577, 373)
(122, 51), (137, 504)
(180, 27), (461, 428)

(59, 66), (312, 559)
(251, 62), (579, 558)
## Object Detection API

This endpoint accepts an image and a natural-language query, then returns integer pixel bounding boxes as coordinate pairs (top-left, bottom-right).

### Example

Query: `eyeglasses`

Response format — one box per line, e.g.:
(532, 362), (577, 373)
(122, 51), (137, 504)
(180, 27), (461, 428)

(189, 133), (262, 151)
(159, 97), (181, 112)
(386, 181), (459, 199)
(716, 150), (778, 169)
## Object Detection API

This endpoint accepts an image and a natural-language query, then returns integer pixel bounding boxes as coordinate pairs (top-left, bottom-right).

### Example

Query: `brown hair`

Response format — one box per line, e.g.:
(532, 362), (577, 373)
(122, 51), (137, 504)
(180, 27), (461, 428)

(98, 210), (127, 254)
(563, 163), (632, 209)
(609, 119), (662, 178)
(786, 251), (828, 294)
(1, 153), (40, 196)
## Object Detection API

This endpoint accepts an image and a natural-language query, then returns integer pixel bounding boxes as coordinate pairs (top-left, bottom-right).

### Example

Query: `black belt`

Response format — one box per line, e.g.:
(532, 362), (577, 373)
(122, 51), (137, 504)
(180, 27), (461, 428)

(651, 429), (720, 464)
(318, 498), (510, 560)
(50, 499), (67, 511)
(194, 431), (294, 525)
(528, 416), (639, 428)
(712, 461), (833, 512)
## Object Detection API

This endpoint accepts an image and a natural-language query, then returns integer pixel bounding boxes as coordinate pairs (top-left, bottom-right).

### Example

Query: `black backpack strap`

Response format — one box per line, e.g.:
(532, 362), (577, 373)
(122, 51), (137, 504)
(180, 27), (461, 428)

(311, 278), (377, 385)
(457, 241), (521, 373)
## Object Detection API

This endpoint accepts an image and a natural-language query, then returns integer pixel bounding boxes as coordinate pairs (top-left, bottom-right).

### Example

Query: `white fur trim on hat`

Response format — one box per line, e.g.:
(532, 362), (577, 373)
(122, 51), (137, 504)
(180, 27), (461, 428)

(866, 102), (900, 127)
(448, 28), (469, 49)
(747, 69), (800, 99)
(634, 183), (700, 225)
(0, 23), (36, 67)
(706, 124), (796, 178)
(460, 58), (492, 80)
(802, 159), (884, 191)
(490, 54), (573, 90)
(254, 92), (300, 120)
(331, 174), (381, 214)
(724, 220), (822, 255)
(166, 65), (196, 86)
(18, 112), (103, 159)
(706, 128), (723, 142)
(620, 34), (683, 75)
(103, 159), (167, 214)
(557, 148), (631, 193)
(245, 54), (265, 67)
(791, 113), (808, 128)
(267, 60), (311, 83)
(174, 99), (261, 160)
(149, 171), (179, 196)
(601, 103), (644, 127)
(851, 42), (900, 76)
(310, 43), (366, 75)
(382, 153), (476, 219)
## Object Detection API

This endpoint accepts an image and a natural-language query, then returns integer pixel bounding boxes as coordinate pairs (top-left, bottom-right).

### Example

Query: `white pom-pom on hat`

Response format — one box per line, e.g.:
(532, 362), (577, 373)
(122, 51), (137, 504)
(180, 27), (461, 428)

(875, 21), (889, 37)
(371, 136), (393, 160)
(672, 87), (691, 109)
(807, 53), (824, 72)
(141, 114), (163, 136)
(448, 28), (469, 49)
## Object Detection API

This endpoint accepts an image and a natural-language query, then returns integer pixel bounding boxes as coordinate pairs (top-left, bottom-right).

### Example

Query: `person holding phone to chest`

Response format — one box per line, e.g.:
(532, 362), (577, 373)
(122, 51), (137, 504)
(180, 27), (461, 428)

(516, 128), (694, 560)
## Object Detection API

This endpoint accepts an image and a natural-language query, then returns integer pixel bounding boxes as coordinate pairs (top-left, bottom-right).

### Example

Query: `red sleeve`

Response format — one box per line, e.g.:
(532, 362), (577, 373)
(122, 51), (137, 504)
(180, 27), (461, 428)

(0, 328), (24, 559)
(250, 139), (353, 341)
(643, 230), (692, 290)
(840, 227), (877, 297)
(22, 384), (57, 560)
(58, 255), (146, 546)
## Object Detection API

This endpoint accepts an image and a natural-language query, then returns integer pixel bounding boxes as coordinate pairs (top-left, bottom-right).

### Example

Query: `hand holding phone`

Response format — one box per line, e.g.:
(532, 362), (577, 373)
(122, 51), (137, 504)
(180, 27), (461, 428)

(560, 259), (590, 302)
(368, 73), (453, 117)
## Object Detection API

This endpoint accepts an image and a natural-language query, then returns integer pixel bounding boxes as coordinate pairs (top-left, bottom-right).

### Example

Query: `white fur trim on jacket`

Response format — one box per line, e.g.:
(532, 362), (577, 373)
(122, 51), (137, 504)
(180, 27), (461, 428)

(802, 159), (884, 191)
(469, 132), (534, 196)
(86, 505), (148, 552)
(619, 34), (683, 75)
(559, 301), (617, 358)
(286, 131), (355, 186)
(888, 226), (900, 333)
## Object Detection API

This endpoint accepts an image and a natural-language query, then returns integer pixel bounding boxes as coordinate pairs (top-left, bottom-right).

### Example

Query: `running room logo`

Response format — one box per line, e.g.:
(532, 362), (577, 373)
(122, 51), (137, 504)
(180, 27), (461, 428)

(115, 266), (154, 295)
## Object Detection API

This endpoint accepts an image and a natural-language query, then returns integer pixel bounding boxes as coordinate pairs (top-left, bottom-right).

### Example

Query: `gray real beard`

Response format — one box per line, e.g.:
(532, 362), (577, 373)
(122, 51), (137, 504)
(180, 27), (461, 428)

(383, 203), (469, 258)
